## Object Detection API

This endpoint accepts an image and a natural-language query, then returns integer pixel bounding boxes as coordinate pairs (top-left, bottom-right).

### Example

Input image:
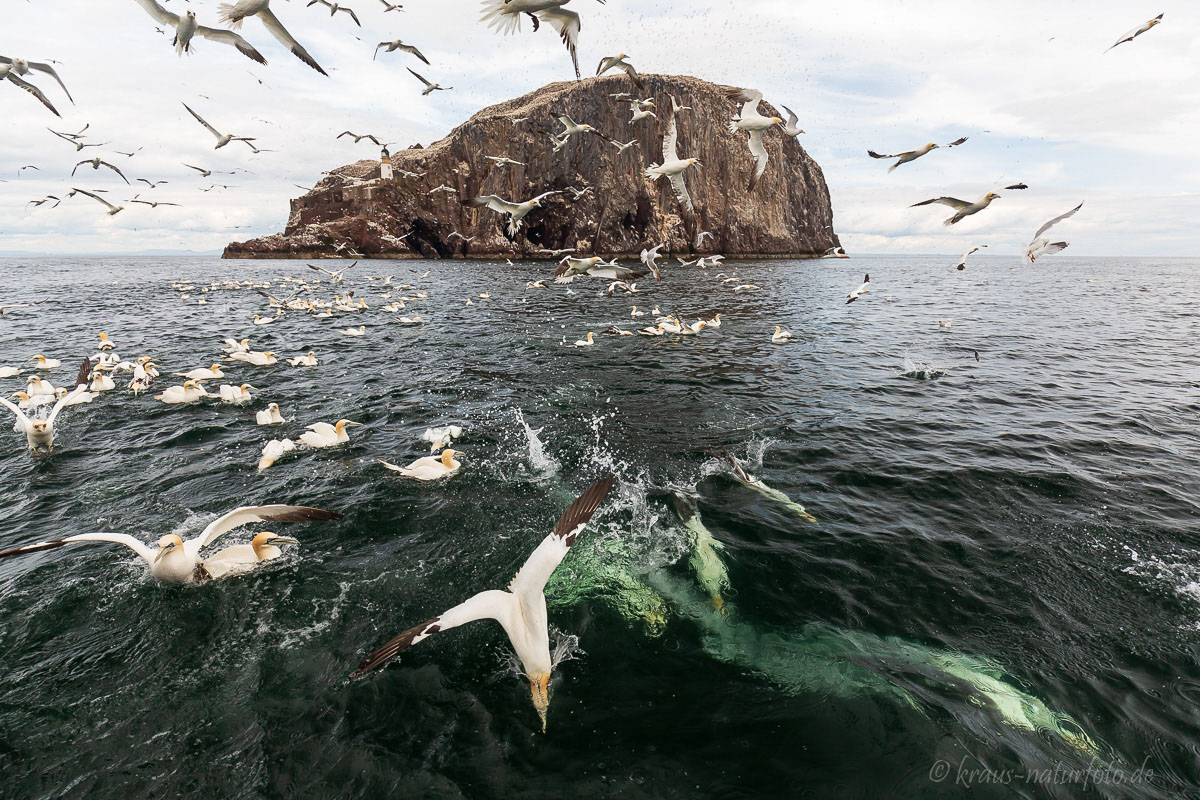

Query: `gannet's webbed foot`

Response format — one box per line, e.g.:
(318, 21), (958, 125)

(527, 12), (540, 31)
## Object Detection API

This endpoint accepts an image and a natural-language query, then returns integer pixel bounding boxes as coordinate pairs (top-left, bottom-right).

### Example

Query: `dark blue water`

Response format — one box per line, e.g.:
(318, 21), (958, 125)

(0, 255), (1197, 799)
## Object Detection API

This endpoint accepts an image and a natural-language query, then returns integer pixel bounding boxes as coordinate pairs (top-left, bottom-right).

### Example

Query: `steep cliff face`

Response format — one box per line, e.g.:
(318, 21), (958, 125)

(224, 74), (840, 259)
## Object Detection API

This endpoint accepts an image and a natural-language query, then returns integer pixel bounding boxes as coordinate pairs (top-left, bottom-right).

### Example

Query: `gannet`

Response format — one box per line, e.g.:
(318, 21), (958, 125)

(939, 319), (953, 329)
(526, 280), (548, 289)
(297, 419), (360, 448)
(868, 138), (968, 172)
(351, 476), (617, 733)
(217, 0), (328, 75)
(1024, 202), (1083, 263)
(0, 367), (22, 379)
(421, 425), (463, 452)
(54, 387), (96, 407)
(155, 380), (210, 404)
(596, 53), (643, 88)
(955, 244), (987, 271)
(0, 505), (341, 583)
(610, 139), (637, 154)
(715, 448), (816, 522)
(705, 313), (721, 328)
(846, 274), (870, 304)
(374, 39), (429, 64)
(223, 337), (251, 354)
(726, 87), (783, 191)
(911, 192), (1000, 226)
(645, 108), (699, 214)
(175, 364), (225, 381)
(1, 360), (90, 451)
(200, 532), (301, 580)
(258, 438), (296, 470)
(308, 262), (355, 282)
(29, 355), (61, 370)
(486, 155), (525, 168)
(553, 256), (601, 283)
(555, 114), (599, 138)
(628, 102), (656, 124)
(407, 67), (451, 95)
(467, 192), (558, 237)
(25, 376), (56, 397)
(573, 332), (595, 347)
(340, 325), (366, 336)
(88, 372), (116, 392)
(771, 326), (792, 343)
(1105, 13), (1163, 53)
(287, 352), (318, 367)
(379, 448), (462, 480)
(229, 351), (277, 366)
(256, 402), (286, 425)
(306, 0), (361, 26)
(182, 103), (257, 150)
(630, 306), (645, 317)
(96, 332), (116, 351)
(479, 0), (594, 80)
(69, 187), (124, 216)
(637, 324), (665, 336)
(603, 326), (633, 336)
(72, 158), (129, 184)
(663, 489), (730, 610)
(1, 62), (61, 116)
(132, 0), (267, 63)
(218, 383), (256, 404)
(0, 57), (72, 116)
(779, 105), (805, 137)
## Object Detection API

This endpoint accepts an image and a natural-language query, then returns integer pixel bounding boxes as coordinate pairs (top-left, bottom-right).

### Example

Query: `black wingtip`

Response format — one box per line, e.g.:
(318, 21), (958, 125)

(75, 358), (92, 389)
(553, 476), (618, 540)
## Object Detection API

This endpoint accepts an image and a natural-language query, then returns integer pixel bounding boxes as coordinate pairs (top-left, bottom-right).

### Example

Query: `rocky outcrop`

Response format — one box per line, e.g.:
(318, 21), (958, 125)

(223, 74), (840, 259)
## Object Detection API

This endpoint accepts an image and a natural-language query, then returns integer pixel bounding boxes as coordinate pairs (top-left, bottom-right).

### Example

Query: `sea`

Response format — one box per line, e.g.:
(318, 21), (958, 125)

(0, 254), (1197, 799)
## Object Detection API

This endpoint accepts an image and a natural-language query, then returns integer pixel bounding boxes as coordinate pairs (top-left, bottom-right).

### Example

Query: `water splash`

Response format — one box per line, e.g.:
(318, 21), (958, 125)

(900, 351), (946, 380)
(514, 408), (559, 479)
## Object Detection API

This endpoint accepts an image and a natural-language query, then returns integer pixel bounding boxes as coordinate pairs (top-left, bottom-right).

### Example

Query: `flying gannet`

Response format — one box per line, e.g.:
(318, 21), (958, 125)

(639, 244), (666, 280)
(726, 87), (783, 191)
(1105, 13), (1163, 53)
(0, 505), (341, 583)
(645, 108), (699, 215)
(0, 56), (72, 117)
(132, 0), (267, 64)
(374, 39), (428, 64)
(0, 61), (60, 116)
(868, 138), (968, 172)
(911, 192), (1000, 226)
(0, 359), (90, 452)
(379, 449), (462, 480)
(407, 67), (451, 95)
(71, 158), (129, 184)
(596, 53), (644, 88)
(779, 105), (805, 138)
(467, 192), (558, 237)
(479, 0), (597, 80)
(955, 244), (987, 271)
(306, 0), (361, 27)
(69, 187), (124, 216)
(1024, 202), (1083, 264)
(217, 0), (328, 75)
(308, 262), (355, 282)
(182, 103), (258, 151)
(350, 476), (617, 732)
(846, 274), (870, 304)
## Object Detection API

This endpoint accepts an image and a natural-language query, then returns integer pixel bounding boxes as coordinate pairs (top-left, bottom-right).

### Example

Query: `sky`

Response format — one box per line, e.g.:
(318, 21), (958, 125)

(2, 0), (1197, 256)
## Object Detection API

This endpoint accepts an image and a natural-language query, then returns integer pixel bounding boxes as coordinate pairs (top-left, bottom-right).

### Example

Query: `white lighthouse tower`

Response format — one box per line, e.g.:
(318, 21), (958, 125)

(380, 146), (393, 181)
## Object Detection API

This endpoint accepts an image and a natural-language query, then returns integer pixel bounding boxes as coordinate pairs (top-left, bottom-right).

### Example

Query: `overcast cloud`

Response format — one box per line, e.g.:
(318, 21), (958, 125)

(2, 0), (1197, 256)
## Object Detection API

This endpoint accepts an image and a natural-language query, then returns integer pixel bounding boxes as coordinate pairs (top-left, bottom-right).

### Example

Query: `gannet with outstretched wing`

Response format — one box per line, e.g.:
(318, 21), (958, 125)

(72, 158), (129, 184)
(132, 0), (267, 64)
(911, 192), (1000, 226)
(351, 476), (617, 732)
(69, 187), (124, 216)
(726, 87), (782, 191)
(779, 104), (805, 137)
(407, 67), (451, 95)
(0, 505), (341, 583)
(868, 138), (968, 172)
(182, 102), (257, 150)
(645, 108), (699, 214)
(306, 0), (361, 27)
(1105, 13), (1163, 53)
(0, 57), (73, 104)
(217, 0), (328, 75)
(374, 39), (428, 64)
(596, 53), (643, 89)
(0, 62), (60, 116)
(955, 244), (987, 271)
(1024, 202), (1083, 263)
(467, 192), (558, 237)
(0, 359), (90, 451)
(480, 0), (601, 80)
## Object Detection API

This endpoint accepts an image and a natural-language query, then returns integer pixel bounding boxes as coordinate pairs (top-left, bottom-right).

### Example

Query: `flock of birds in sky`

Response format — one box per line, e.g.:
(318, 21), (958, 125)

(0, 1), (1173, 734)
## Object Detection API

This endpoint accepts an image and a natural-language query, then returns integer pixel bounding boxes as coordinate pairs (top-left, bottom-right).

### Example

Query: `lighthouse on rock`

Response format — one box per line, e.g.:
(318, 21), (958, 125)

(380, 146), (393, 181)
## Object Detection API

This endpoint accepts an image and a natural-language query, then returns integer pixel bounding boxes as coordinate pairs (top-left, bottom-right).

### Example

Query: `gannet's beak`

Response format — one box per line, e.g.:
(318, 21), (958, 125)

(273, 536), (300, 546)
(153, 542), (176, 562)
(345, 421), (365, 428)
(529, 673), (550, 733)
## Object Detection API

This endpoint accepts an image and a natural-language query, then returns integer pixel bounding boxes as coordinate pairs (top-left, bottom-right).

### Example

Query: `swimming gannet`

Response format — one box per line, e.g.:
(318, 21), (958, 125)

(351, 476), (617, 732)
(297, 419), (360, 448)
(771, 326), (792, 343)
(0, 505), (341, 583)
(339, 326), (366, 336)
(200, 532), (301, 580)
(229, 351), (277, 366)
(867, 138), (968, 172)
(380, 449), (461, 481)
(54, 387), (96, 407)
(222, 337), (251, 354)
(88, 372), (116, 392)
(28, 355), (61, 370)
(252, 314), (276, 326)
(287, 352), (318, 367)
(97, 332), (116, 351)
(0, 367), (23, 379)
(25, 376), (56, 397)
(0, 359), (91, 451)
(218, 383), (256, 404)
(573, 332), (595, 347)
(154, 380), (210, 404)
(716, 448), (816, 522)
(175, 364), (225, 381)
(846, 274), (871, 304)
(421, 425), (463, 453)
(664, 489), (730, 611)
(258, 438), (296, 470)
(1024, 202), (1083, 264)
(631, 306), (645, 317)
(256, 402), (286, 425)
